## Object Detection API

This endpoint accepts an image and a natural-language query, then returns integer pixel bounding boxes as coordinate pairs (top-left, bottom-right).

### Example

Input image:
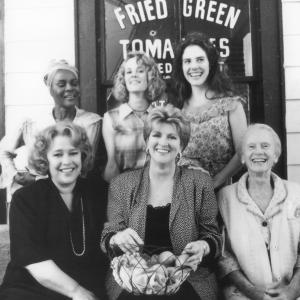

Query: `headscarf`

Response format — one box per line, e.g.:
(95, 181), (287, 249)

(43, 59), (78, 89)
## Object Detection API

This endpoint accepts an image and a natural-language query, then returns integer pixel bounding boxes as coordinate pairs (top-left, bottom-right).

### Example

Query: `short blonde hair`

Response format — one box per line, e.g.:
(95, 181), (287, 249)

(112, 51), (166, 103)
(29, 122), (93, 177)
(238, 123), (282, 160)
(144, 105), (191, 151)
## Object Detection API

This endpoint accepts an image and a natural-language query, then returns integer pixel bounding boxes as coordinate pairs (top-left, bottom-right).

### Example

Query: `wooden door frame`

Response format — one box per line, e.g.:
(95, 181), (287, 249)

(251, 0), (286, 178)
(0, 0), (6, 223)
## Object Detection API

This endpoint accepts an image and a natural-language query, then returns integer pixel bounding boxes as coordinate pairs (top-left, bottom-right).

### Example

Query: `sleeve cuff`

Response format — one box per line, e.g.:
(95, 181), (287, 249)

(202, 238), (217, 262)
(217, 252), (240, 279)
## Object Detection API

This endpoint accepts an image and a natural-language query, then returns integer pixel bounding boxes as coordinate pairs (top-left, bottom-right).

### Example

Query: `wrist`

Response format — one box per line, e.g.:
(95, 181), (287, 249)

(109, 234), (116, 247)
(202, 241), (210, 256)
(70, 282), (80, 297)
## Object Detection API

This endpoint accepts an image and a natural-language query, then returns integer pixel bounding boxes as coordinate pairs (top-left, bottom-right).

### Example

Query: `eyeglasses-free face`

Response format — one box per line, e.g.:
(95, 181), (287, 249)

(47, 135), (82, 189)
(182, 44), (210, 88)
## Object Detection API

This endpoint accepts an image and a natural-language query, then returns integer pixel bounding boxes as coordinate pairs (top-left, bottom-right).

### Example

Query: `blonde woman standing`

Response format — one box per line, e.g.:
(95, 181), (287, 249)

(102, 52), (166, 182)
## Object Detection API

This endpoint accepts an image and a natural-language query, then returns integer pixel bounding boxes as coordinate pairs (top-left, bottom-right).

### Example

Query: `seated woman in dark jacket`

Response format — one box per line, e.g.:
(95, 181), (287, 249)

(101, 105), (222, 300)
(0, 122), (108, 300)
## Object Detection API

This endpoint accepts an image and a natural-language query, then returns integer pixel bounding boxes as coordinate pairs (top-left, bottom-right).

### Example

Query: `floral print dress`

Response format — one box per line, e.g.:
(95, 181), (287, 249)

(178, 96), (242, 177)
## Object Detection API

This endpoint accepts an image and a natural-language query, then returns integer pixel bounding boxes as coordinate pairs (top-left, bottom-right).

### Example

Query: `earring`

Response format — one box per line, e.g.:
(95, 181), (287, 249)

(176, 152), (182, 162)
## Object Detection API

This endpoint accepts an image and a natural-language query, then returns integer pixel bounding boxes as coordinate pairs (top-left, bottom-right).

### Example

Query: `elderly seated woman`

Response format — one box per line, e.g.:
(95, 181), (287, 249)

(218, 124), (300, 300)
(101, 105), (222, 300)
(0, 122), (107, 300)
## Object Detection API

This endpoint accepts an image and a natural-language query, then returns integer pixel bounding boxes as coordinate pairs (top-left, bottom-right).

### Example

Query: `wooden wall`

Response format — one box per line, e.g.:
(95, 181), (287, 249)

(282, 0), (300, 183)
(4, 0), (75, 133)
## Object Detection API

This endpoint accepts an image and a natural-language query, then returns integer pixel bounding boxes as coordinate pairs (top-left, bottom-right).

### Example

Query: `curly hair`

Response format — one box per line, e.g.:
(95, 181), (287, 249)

(173, 32), (234, 108)
(144, 104), (191, 151)
(237, 123), (282, 161)
(29, 121), (93, 177)
(112, 51), (166, 103)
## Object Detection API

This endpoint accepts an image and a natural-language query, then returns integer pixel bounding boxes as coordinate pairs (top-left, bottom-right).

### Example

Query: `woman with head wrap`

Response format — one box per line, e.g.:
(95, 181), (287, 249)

(0, 59), (101, 194)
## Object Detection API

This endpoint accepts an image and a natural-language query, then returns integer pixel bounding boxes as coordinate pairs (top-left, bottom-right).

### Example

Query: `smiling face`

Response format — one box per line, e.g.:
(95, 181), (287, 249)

(124, 57), (148, 94)
(242, 129), (278, 176)
(182, 45), (210, 88)
(147, 121), (181, 166)
(50, 70), (80, 109)
(47, 135), (82, 189)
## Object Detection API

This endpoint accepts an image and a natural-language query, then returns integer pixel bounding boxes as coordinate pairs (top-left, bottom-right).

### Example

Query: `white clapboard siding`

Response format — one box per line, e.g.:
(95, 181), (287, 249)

(288, 166), (300, 183)
(282, 0), (300, 183)
(286, 101), (300, 132)
(284, 36), (300, 67)
(5, 8), (74, 42)
(287, 133), (300, 165)
(5, 0), (70, 9)
(5, 73), (53, 106)
(285, 67), (300, 99)
(282, 1), (300, 35)
(4, 0), (75, 127)
(5, 40), (75, 73)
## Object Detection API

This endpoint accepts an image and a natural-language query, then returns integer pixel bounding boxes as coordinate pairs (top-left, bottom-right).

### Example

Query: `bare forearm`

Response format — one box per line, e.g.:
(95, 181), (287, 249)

(213, 154), (242, 188)
(26, 260), (80, 298)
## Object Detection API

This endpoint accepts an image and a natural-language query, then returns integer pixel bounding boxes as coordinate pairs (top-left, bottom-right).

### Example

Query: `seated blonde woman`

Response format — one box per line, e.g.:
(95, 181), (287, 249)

(101, 105), (221, 300)
(0, 122), (107, 300)
(218, 124), (300, 300)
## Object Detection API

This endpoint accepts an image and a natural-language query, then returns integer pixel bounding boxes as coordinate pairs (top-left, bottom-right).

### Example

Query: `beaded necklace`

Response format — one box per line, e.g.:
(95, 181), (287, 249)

(70, 197), (86, 256)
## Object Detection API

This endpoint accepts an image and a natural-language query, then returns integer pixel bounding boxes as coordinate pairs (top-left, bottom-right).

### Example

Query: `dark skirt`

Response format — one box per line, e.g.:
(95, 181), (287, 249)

(0, 286), (69, 300)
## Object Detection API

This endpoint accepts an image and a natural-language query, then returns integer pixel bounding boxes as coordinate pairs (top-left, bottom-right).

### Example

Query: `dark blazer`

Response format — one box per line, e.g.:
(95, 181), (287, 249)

(101, 164), (222, 300)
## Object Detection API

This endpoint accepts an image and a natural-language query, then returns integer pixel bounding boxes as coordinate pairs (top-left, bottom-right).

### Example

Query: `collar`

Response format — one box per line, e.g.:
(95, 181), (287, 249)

(118, 103), (151, 121)
(237, 172), (287, 219)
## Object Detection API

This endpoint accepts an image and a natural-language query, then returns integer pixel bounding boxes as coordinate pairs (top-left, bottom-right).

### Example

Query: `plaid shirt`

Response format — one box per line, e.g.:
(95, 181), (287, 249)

(107, 103), (151, 172)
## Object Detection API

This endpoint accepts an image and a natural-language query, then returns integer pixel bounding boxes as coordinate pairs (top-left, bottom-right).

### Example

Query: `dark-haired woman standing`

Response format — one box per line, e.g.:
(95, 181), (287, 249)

(173, 32), (247, 189)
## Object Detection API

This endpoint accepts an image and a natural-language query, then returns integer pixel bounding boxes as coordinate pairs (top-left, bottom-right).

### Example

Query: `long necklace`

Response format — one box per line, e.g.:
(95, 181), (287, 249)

(70, 197), (86, 256)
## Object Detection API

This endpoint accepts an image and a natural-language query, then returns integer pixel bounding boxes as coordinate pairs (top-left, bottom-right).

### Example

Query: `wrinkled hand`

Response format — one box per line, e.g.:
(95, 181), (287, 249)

(182, 240), (210, 270)
(110, 228), (144, 254)
(14, 171), (36, 186)
(264, 281), (294, 300)
(72, 285), (98, 300)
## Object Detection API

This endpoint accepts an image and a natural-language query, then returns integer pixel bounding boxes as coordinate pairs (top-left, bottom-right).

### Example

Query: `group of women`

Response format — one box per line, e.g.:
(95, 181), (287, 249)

(0, 32), (299, 300)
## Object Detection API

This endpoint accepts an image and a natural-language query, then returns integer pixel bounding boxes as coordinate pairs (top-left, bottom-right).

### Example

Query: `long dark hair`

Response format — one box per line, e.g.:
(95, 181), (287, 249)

(173, 32), (234, 108)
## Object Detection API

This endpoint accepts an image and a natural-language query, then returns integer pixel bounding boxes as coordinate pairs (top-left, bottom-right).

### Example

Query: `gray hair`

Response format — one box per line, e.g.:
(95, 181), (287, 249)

(237, 123), (282, 160)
